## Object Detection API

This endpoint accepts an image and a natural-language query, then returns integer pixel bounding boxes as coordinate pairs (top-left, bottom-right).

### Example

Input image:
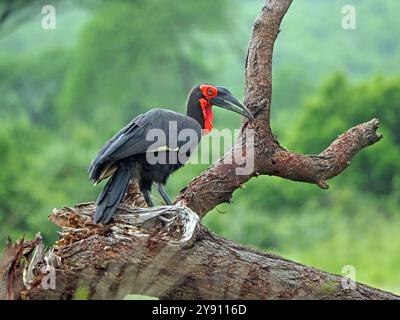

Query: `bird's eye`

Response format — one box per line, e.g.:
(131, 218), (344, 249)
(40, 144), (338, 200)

(207, 89), (213, 96)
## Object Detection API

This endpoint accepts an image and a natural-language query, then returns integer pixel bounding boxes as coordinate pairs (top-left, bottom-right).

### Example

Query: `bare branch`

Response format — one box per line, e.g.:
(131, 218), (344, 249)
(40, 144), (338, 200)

(178, 117), (382, 216)
(261, 118), (383, 189)
(177, 0), (383, 217)
(244, 0), (293, 113)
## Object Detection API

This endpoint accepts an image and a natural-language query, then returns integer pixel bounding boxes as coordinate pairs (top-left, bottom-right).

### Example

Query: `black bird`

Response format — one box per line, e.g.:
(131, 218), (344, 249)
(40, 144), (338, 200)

(89, 84), (254, 224)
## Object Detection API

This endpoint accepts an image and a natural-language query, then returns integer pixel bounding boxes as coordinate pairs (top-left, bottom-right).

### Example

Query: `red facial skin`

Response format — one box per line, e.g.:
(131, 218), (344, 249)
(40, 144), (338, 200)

(199, 85), (218, 133)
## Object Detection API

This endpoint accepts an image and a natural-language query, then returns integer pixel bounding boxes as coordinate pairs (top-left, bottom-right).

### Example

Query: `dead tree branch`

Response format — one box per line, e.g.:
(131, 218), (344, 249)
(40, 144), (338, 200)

(177, 0), (382, 216)
(1, 203), (398, 300)
(0, 0), (393, 300)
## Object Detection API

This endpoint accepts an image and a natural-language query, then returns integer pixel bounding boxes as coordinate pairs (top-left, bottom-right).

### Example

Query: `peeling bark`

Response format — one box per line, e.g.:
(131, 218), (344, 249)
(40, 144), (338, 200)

(1, 203), (398, 300)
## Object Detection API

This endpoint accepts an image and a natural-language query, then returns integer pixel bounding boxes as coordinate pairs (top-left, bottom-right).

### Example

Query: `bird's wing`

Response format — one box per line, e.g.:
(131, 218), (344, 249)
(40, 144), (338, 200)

(88, 113), (147, 181)
(89, 109), (201, 182)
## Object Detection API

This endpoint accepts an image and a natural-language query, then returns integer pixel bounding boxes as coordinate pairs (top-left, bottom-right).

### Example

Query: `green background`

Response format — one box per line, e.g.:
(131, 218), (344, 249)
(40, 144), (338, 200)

(0, 0), (399, 294)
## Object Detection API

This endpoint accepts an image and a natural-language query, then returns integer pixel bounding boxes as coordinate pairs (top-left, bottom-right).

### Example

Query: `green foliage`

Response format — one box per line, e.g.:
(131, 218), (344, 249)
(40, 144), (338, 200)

(0, 0), (231, 248)
(287, 73), (400, 195)
(204, 73), (400, 294)
(57, 0), (230, 124)
(273, 0), (400, 80)
(74, 285), (90, 300)
(0, 49), (69, 126)
(0, 0), (399, 295)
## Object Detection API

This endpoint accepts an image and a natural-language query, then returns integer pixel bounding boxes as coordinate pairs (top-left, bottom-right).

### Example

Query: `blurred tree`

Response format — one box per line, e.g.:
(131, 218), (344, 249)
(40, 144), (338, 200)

(0, 0), (63, 36)
(0, 0), (233, 249)
(0, 49), (69, 126)
(0, 119), (48, 240)
(218, 74), (400, 224)
(57, 0), (230, 128)
(274, 0), (400, 80)
(206, 74), (400, 261)
(287, 73), (400, 195)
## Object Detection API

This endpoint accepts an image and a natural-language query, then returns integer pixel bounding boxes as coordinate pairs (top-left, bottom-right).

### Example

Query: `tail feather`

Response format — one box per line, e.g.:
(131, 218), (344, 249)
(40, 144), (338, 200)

(93, 162), (133, 224)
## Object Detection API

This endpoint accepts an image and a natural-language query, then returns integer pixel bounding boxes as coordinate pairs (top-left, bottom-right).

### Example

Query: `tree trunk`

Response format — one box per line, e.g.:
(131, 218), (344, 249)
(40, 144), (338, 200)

(1, 201), (398, 300)
(1, 0), (397, 300)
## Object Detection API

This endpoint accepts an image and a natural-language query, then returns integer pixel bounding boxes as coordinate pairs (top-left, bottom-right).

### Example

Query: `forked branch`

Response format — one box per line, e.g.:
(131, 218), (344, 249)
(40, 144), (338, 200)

(0, 0), (392, 300)
(177, 0), (382, 217)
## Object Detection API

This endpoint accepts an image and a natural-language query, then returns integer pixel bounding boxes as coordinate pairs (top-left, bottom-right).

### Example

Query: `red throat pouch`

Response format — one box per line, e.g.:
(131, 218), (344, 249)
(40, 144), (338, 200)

(199, 98), (213, 134)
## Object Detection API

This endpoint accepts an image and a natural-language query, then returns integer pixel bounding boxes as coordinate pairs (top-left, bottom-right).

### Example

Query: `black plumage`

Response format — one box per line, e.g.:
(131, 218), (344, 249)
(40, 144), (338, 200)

(89, 85), (253, 224)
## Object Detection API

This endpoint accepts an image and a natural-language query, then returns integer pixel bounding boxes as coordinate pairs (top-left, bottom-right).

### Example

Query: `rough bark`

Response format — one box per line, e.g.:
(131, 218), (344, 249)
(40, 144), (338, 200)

(177, 0), (383, 216)
(0, 0), (394, 300)
(177, 118), (382, 217)
(1, 202), (398, 300)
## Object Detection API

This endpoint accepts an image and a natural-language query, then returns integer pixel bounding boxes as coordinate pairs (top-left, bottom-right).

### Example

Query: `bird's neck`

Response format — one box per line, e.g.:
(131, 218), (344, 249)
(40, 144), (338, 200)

(198, 98), (213, 133)
(186, 89), (213, 134)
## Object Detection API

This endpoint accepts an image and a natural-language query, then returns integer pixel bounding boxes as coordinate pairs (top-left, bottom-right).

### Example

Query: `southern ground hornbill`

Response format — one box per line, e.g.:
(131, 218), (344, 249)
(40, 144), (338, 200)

(89, 84), (254, 224)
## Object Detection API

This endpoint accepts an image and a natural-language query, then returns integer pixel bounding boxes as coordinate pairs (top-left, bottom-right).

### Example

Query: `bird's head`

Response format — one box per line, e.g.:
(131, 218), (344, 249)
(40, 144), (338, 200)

(187, 84), (254, 133)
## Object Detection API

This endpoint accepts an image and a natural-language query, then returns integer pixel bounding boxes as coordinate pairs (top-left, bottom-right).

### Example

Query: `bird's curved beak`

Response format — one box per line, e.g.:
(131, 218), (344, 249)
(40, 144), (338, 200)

(209, 87), (254, 121)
